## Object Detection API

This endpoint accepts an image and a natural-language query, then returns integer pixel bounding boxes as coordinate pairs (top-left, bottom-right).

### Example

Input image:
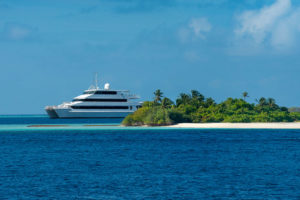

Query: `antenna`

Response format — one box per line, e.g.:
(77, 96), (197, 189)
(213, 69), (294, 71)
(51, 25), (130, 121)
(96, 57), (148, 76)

(95, 72), (99, 89)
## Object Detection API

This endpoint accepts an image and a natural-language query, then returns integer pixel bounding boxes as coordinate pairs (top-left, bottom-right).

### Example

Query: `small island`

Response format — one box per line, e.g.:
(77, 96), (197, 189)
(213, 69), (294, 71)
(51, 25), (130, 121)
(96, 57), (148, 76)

(122, 90), (300, 126)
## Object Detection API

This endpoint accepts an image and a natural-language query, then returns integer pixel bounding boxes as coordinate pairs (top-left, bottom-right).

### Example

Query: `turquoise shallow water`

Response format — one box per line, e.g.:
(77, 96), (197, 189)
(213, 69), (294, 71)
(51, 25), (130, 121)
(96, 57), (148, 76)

(0, 114), (123, 125)
(0, 115), (124, 131)
(1, 115), (300, 199)
(0, 124), (173, 131)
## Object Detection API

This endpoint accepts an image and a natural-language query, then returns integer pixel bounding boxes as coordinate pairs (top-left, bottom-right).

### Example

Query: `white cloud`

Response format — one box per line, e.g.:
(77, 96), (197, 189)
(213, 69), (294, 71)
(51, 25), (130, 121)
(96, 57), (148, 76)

(271, 8), (300, 48)
(178, 17), (212, 43)
(235, 0), (300, 49)
(1, 23), (37, 40)
(189, 18), (211, 39)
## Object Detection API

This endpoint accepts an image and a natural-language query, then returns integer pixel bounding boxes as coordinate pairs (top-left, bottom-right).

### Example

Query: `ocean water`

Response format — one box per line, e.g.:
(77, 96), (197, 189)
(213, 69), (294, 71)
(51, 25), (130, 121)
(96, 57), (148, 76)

(0, 116), (300, 199)
(0, 115), (123, 125)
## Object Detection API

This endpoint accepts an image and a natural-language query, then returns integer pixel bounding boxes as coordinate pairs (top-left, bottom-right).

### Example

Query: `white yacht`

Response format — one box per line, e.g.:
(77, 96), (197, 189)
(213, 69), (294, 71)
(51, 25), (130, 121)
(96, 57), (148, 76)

(45, 77), (142, 119)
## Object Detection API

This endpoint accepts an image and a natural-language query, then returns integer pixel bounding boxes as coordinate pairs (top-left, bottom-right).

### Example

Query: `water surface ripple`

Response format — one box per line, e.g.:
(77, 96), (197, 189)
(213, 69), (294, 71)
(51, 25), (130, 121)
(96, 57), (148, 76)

(1, 129), (300, 199)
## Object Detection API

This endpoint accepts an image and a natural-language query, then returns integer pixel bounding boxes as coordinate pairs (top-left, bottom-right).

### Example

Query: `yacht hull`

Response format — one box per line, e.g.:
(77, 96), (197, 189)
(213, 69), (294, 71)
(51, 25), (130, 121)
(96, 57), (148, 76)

(45, 84), (141, 119)
(45, 107), (59, 119)
(46, 107), (132, 118)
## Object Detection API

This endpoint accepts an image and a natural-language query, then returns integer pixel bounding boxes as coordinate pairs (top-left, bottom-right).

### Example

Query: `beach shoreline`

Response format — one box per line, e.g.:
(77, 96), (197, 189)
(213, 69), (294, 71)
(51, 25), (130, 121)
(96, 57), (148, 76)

(2, 122), (300, 131)
(166, 122), (300, 129)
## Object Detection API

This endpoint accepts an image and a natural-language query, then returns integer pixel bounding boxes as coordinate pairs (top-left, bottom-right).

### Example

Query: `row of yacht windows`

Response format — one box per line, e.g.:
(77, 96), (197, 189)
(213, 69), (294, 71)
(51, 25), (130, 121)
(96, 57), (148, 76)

(73, 99), (127, 102)
(83, 91), (117, 95)
(71, 106), (129, 109)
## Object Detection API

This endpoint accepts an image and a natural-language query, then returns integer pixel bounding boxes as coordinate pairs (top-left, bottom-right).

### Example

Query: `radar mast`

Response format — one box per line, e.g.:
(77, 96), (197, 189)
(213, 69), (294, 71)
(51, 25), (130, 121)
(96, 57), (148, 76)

(95, 72), (99, 90)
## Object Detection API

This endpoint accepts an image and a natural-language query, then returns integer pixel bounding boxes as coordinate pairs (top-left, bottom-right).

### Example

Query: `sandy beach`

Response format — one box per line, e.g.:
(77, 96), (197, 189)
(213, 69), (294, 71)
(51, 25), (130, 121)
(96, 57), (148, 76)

(168, 122), (300, 129)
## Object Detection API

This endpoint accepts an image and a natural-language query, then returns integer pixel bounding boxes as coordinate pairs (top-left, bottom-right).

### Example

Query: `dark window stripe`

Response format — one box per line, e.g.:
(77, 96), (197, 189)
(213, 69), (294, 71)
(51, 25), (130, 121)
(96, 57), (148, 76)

(83, 91), (117, 95)
(71, 106), (129, 109)
(95, 91), (117, 95)
(73, 99), (127, 102)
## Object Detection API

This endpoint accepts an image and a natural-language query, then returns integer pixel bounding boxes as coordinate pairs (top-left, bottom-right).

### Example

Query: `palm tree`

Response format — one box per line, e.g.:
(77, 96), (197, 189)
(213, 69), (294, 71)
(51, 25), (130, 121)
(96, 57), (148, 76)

(191, 90), (200, 99)
(205, 97), (215, 107)
(176, 93), (189, 106)
(242, 92), (249, 101)
(267, 98), (276, 108)
(198, 94), (205, 103)
(161, 97), (174, 109)
(180, 93), (190, 105)
(258, 97), (267, 106)
(154, 89), (163, 103)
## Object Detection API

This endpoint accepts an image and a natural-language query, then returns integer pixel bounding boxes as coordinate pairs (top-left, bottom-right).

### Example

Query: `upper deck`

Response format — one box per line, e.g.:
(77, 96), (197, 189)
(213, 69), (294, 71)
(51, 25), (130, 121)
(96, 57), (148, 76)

(83, 89), (129, 95)
(74, 88), (139, 100)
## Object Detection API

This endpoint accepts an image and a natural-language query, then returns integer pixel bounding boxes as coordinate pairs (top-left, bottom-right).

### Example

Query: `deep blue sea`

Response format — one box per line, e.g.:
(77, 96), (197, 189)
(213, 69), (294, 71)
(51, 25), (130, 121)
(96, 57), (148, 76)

(0, 115), (300, 199)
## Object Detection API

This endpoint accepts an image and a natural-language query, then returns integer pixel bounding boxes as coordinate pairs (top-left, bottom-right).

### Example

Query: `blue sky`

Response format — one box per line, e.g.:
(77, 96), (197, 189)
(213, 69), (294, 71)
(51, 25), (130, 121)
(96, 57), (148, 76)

(1, 0), (300, 114)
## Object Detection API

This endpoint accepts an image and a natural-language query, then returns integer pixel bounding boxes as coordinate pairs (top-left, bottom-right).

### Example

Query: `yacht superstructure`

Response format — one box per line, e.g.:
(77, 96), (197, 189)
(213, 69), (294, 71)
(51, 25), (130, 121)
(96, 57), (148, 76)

(45, 77), (142, 118)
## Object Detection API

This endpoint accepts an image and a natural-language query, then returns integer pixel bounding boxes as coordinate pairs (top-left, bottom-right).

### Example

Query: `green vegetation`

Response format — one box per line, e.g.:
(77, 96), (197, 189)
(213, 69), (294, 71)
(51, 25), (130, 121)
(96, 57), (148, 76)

(122, 90), (300, 126)
(289, 107), (300, 113)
